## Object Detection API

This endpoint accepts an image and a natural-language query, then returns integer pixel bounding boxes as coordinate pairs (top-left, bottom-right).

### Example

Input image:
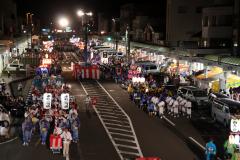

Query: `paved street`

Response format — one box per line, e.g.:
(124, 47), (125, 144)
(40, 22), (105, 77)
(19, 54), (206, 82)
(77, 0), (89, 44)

(0, 51), (228, 160)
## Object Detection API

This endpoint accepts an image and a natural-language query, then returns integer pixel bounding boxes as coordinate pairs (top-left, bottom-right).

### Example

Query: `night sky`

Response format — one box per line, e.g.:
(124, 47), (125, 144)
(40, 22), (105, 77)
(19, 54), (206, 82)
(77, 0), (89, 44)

(16, 0), (129, 22)
(16, 0), (151, 26)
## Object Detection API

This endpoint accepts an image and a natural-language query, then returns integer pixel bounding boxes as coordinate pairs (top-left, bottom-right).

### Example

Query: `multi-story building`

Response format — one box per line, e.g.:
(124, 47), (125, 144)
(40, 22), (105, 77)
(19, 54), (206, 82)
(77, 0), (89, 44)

(166, 0), (212, 45)
(120, 2), (166, 44)
(201, 0), (234, 48)
(233, 0), (240, 56)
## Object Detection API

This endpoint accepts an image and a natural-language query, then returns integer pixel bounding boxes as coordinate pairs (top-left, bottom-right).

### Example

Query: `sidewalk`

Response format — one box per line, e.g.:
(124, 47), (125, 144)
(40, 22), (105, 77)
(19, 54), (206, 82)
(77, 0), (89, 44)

(0, 74), (25, 96)
(0, 74), (32, 143)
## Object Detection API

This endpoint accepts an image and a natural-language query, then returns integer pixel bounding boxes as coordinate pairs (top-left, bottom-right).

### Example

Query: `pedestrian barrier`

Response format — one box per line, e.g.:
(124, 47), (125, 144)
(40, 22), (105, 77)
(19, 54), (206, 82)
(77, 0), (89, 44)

(73, 64), (100, 80)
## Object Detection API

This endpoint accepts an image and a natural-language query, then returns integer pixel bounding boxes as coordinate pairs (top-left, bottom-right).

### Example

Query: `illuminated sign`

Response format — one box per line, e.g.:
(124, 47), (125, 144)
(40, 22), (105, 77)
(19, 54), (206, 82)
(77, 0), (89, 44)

(231, 119), (240, 132)
(229, 119), (240, 144)
(42, 58), (52, 65)
(57, 30), (63, 33)
(132, 77), (145, 83)
(61, 93), (69, 110)
(43, 93), (52, 109)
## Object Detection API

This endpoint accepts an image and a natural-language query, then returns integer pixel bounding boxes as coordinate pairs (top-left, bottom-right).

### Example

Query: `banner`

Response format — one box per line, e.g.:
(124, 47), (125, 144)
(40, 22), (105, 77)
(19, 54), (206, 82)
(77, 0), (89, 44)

(43, 93), (52, 109)
(61, 93), (69, 110)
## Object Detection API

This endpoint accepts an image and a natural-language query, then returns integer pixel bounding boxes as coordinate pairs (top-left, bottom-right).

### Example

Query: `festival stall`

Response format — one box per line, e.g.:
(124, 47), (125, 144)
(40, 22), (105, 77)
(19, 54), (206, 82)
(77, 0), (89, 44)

(194, 66), (223, 90)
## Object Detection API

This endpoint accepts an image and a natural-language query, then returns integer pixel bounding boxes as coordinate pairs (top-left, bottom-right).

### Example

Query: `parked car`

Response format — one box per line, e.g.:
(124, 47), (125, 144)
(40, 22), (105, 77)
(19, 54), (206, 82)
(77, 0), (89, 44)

(6, 63), (25, 71)
(0, 105), (11, 136)
(211, 98), (240, 127)
(208, 93), (229, 102)
(177, 86), (209, 109)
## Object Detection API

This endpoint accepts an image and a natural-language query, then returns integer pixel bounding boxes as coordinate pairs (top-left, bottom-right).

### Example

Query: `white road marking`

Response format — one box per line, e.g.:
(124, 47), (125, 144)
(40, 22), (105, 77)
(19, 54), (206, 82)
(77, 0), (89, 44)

(109, 132), (135, 138)
(105, 123), (131, 129)
(102, 118), (128, 124)
(107, 127), (133, 133)
(116, 144), (139, 150)
(100, 114), (121, 119)
(189, 137), (206, 150)
(80, 81), (143, 159)
(119, 150), (141, 156)
(113, 137), (136, 143)
(99, 111), (126, 117)
(163, 116), (176, 126)
(96, 108), (119, 112)
(0, 137), (18, 145)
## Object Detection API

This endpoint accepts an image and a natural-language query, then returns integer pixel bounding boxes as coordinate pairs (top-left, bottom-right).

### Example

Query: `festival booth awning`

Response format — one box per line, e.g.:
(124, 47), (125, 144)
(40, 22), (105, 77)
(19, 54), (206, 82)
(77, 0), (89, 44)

(226, 74), (240, 88)
(168, 63), (189, 73)
(195, 66), (223, 80)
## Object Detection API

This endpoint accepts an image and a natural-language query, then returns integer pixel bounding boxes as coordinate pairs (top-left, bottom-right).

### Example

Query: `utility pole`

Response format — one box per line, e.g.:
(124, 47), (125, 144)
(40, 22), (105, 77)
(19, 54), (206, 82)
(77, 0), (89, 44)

(84, 23), (88, 64)
(125, 25), (129, 62)
(112, 18), (119, 51)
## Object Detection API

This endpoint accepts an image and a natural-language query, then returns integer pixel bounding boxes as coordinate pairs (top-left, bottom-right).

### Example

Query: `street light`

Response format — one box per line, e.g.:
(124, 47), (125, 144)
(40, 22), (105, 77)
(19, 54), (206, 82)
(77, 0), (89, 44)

(58, 17), (69, 28)
(77, 10), (84, 17)
(86, 12), (93, 16)
(76, 10), (93, 64)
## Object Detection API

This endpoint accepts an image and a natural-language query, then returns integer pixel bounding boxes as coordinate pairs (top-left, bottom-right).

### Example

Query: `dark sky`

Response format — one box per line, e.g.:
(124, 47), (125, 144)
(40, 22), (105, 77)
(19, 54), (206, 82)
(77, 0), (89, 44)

(15, 0), (161, 24)
(16, 0), (139, 25)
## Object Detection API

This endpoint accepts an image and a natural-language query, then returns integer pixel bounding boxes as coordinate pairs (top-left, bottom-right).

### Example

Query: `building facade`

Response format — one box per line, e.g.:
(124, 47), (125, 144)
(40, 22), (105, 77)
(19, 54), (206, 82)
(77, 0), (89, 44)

(166, 0), (212, 44)
(201, 6), (233, 48)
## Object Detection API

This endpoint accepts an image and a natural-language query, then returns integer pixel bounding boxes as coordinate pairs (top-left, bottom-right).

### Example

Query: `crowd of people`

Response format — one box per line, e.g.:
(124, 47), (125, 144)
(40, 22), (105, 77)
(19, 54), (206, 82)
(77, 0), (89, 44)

(21, 54), (80, 159)
(127, 79), (192, 119)
(99, 62), (193, 119)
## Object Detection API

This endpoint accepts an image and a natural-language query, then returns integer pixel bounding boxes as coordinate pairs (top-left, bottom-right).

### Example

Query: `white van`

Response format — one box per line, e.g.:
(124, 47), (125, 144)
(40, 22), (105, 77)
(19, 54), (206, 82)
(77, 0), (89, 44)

(212, 98), (240, 127)
(136, 62), (160, 75)
(6, 63), (25, 71)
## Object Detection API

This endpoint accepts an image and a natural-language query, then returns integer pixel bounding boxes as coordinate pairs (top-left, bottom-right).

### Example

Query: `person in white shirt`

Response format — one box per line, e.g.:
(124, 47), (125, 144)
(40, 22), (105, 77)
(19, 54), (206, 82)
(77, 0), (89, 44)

(168, 98), (174, 114)
(165, 96), (171, 113)
(61, 128), (72, 158)
(172, 99), (179, 117)
(176, 96), (182, 102)
(180, 98), (187, 116)
(158, 101), (165, 118)
(185, 100), (192, 118)
(84, 95), (91, 111)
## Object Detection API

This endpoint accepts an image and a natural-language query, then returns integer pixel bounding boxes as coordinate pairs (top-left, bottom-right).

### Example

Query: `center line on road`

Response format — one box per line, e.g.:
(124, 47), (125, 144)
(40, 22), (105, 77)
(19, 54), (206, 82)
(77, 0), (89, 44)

(189, 137), (206, 150)
(163, 116), (176, 126)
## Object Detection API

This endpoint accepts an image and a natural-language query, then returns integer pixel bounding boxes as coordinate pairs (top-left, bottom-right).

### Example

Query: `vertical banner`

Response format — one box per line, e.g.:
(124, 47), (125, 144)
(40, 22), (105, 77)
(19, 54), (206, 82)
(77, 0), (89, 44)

(61, 93), (69, 110)
(43, 93), (52, 109)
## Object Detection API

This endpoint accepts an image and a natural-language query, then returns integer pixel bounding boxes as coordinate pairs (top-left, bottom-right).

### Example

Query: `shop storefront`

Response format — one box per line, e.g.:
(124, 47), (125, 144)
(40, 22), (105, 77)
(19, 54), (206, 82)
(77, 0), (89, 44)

(14, 36), (31, 56)
(0, 47), (10, 75)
